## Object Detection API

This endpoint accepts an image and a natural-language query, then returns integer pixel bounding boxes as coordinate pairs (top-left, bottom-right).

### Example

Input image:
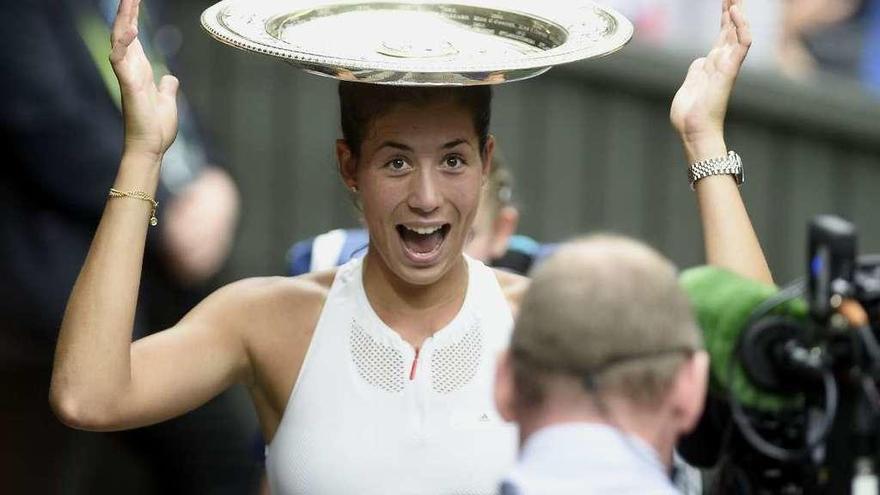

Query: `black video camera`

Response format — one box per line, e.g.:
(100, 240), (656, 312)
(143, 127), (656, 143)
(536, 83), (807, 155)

(681, 215), (880, 494)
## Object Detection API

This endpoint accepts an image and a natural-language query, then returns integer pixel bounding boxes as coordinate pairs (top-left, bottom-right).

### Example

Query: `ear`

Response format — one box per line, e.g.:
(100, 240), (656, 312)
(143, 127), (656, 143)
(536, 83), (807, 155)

(336, 139), (358, 191)
(670, 351), (709, 434)
(482, 135), (496, 179)
(493, 349), (517, 423)
(490, 205), (519, 259)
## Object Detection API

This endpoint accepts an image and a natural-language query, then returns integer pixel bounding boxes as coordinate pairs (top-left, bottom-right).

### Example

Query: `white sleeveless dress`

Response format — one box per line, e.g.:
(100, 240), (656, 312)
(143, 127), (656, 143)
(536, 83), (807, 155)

(266, 255), (518, 495)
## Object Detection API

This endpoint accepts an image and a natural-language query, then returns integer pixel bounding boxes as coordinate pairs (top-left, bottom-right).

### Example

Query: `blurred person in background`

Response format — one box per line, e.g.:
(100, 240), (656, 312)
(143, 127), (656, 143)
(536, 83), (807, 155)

(861, 0), (880, 91)
(493, 235), (707, 494)
(0, 0), (257, 493)
(778, 0), (861, 77)
(777, 0), (879, 85)
(603, 0), (783, 69)
(862, 0), (880, 92)
(603, 0), (880, 89)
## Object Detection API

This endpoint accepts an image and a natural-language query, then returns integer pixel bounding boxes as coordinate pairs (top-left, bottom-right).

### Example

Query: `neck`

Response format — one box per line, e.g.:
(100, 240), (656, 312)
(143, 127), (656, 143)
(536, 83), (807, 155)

(362, 249), (469, 346)
(517, 398), (677, 469)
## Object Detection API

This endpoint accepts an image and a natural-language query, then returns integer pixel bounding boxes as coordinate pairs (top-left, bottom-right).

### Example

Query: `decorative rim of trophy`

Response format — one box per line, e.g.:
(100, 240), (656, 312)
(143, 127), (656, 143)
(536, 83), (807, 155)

(201, 0), (634, 85)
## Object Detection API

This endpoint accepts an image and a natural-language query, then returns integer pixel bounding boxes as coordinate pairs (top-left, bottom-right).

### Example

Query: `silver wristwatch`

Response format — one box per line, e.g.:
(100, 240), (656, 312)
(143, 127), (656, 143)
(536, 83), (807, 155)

(687, 150), (744, 191)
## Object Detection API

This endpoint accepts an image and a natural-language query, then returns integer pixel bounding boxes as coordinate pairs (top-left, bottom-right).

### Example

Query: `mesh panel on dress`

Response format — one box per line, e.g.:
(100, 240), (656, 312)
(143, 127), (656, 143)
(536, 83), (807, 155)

(431, 321), (483, 394)
(349, 319), (406, 393)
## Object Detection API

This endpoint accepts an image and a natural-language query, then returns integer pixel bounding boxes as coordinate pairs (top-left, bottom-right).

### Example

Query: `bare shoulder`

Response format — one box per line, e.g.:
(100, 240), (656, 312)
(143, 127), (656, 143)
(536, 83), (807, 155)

(202, 269), (337, 383)
(492, 268), (531, 315)
(298, 267), (337, 292)
(206, 272), (332, 307)
(187, 269), (337, 335)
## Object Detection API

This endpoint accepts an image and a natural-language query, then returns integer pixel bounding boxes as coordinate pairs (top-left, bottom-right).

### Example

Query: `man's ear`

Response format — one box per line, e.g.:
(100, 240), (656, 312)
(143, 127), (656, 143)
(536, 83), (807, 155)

(494, 348), (517, 423)
(336, 139), (357, 191)
(670, 350), (709, 434)
(490, 205), (519, 259)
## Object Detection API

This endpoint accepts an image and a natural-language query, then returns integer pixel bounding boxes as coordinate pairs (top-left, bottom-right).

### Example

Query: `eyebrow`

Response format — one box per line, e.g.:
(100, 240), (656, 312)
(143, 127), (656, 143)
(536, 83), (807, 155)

(376, 139), (473, 153)
(441, 139), (472, 150)
(377, 141), (414, 152)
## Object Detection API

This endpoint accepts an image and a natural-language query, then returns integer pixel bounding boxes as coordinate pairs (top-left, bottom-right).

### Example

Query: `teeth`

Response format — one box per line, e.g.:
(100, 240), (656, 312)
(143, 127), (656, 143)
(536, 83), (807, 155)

(406, 225), (442, 235)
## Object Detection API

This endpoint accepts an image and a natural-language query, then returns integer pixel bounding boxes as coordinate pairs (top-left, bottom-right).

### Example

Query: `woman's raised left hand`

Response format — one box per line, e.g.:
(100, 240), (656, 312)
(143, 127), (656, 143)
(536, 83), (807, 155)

(670, 0), (752, 160)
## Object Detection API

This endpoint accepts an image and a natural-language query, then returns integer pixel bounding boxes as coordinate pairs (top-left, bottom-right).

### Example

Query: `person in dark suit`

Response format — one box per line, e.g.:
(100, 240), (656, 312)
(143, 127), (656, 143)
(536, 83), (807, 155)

(0, 0), (258, 493)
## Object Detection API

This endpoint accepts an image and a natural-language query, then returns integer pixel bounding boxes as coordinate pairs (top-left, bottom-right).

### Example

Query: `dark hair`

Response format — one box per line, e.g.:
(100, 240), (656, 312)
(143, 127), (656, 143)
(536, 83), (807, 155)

(338, 82), (493, 158)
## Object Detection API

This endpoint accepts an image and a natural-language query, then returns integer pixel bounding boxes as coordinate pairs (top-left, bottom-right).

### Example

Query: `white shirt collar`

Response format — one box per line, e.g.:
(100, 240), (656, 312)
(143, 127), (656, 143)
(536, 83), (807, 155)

(503, 422), (677, 494)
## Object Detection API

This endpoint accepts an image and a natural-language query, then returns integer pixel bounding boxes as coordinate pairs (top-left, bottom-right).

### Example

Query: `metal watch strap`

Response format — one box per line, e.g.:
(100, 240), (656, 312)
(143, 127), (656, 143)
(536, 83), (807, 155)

(688, 150), (744, 191)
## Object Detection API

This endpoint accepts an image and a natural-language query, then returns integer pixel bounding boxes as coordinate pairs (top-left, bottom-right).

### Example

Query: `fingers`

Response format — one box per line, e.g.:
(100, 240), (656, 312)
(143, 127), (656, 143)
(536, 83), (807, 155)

(109, 0), (139, 64)
(721, 0), (731, 29)
(730, 4), (753, 49)
(721, 11), (736, 45)
(112, 0), (138, 44)
(727, 0), (742, 14)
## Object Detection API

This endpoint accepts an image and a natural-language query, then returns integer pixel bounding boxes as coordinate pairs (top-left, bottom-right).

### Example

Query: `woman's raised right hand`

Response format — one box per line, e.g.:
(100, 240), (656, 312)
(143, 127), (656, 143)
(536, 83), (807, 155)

(110, 0), (179, 162)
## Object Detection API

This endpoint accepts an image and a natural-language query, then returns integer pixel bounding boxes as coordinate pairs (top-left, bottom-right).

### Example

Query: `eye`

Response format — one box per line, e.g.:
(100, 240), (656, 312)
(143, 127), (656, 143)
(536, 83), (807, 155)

(385, 157), (411, 174)
(443, 155), (466, 170)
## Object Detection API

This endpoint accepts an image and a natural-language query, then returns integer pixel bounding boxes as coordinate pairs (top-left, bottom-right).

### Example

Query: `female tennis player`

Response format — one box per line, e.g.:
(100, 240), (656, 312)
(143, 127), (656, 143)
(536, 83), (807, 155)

(51, 0), (769, 493)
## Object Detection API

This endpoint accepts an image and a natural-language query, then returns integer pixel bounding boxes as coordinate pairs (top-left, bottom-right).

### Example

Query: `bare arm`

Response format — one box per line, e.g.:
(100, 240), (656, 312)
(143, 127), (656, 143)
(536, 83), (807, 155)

(671, 0), (773, 285)
(49, 0), (247, 431)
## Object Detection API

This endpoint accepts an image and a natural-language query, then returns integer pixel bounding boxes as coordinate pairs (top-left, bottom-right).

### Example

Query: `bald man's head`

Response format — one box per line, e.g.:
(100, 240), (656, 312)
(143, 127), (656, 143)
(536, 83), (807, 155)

(510, 235), (703, 408)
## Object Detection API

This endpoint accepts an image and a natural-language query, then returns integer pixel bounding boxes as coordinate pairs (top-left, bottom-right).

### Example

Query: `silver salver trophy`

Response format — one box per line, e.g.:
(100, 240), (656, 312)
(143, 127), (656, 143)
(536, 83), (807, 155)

(201, 0), (633, 86)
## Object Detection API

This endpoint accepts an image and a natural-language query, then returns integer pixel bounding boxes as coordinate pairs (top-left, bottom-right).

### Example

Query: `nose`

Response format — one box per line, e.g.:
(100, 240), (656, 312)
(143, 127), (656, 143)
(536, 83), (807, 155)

(407, 166), (442, 214)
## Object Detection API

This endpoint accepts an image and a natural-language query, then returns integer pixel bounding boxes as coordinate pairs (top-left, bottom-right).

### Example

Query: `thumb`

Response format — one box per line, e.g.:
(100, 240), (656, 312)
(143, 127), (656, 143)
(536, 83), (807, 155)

(158, 74), (179, 99)
(158, 74), (180, 145)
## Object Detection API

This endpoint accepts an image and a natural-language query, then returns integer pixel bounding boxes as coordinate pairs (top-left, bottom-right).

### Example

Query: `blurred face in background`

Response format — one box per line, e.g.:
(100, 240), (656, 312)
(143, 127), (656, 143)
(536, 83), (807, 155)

(465, 186), (518, 263)
(338, 101), (493, 287)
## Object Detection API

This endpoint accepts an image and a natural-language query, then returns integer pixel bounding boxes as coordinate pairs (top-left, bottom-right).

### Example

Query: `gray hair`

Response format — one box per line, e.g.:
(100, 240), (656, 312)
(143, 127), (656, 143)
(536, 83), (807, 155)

(511, 234), (702, 408)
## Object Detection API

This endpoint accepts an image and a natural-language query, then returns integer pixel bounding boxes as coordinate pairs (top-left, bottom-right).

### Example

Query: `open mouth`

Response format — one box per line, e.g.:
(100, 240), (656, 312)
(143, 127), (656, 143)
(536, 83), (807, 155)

(396, 223), (451, 263)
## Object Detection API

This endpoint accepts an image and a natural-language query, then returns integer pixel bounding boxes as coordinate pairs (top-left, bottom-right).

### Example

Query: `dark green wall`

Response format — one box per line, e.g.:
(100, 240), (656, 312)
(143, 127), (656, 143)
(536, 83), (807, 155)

(170, 2), (880, 284)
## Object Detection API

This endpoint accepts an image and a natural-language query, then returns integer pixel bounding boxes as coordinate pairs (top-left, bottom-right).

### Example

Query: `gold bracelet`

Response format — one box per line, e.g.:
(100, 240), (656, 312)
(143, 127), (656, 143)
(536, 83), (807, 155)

(108, 188), (159, 226)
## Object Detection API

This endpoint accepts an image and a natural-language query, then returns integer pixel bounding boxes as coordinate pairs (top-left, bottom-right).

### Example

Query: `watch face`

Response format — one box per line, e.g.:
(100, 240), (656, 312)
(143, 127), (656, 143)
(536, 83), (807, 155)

(730, 151), (744, 186)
